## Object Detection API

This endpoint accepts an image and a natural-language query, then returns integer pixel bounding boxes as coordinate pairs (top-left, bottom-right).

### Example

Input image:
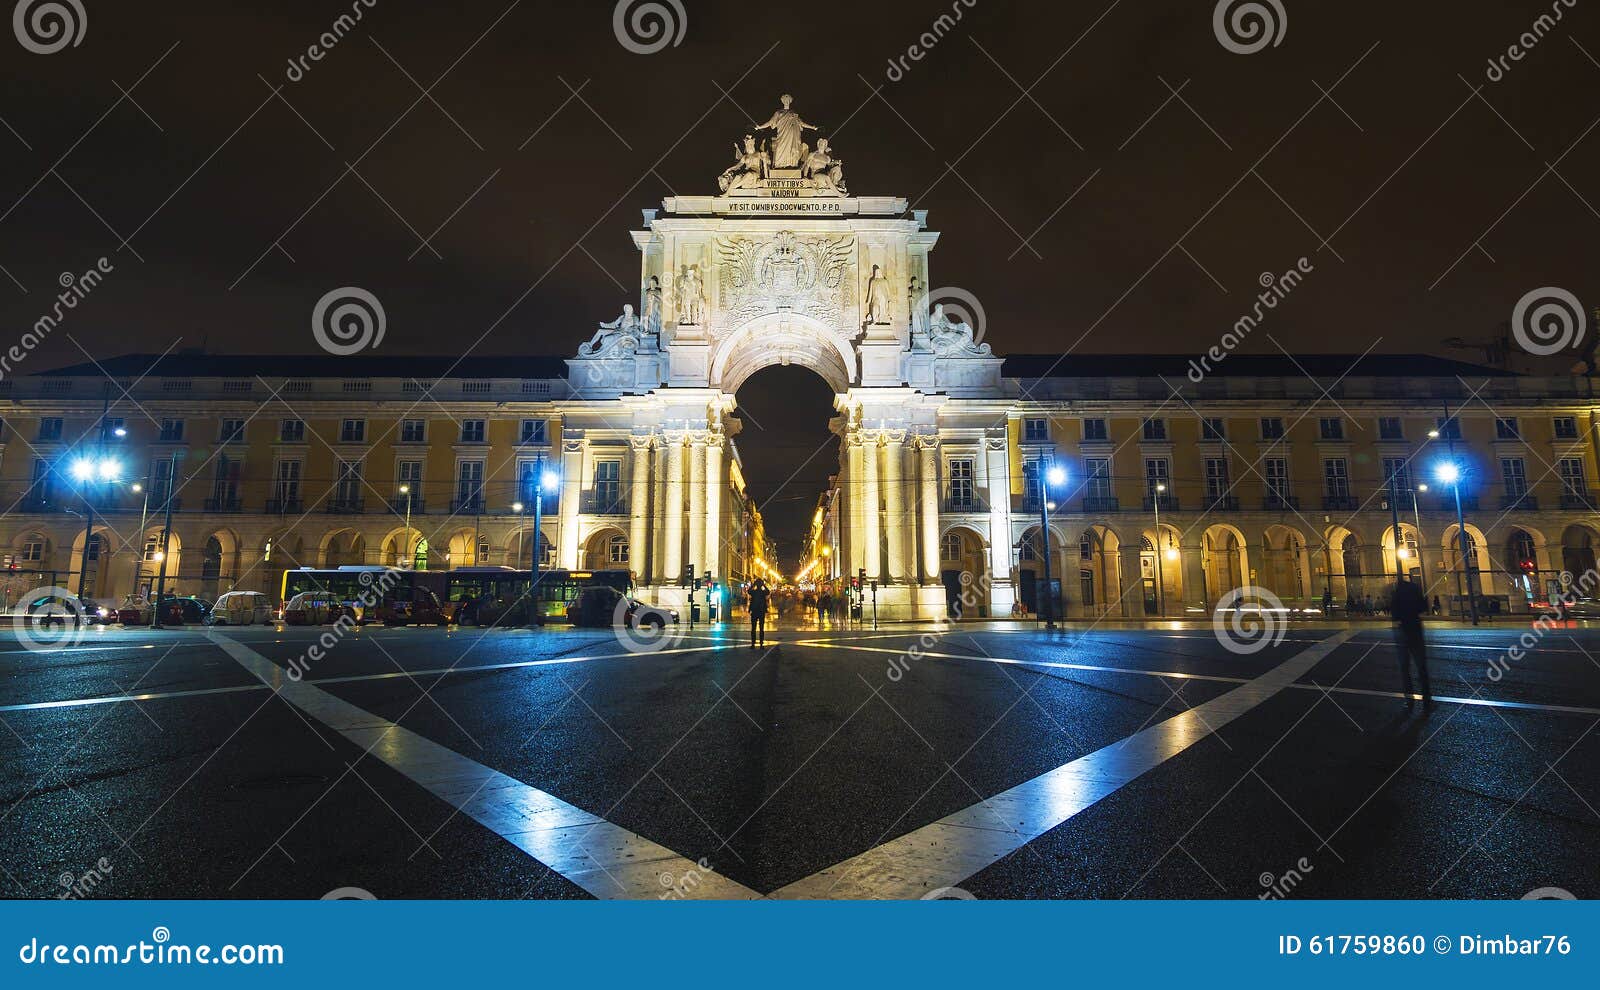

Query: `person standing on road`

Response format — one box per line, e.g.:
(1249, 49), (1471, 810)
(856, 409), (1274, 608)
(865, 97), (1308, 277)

(1390, 576), (1434, 713)
(748, 577), (770, 648)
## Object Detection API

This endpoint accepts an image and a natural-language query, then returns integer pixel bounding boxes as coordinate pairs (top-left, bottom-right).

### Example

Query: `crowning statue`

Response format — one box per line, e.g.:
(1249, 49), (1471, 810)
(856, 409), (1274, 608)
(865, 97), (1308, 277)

(581, 304), (642, 357)
(863, 265), (891, 325)
(718, 134), (769, 193)
(752, 94), (817, 169)
(677, 264), (707, 325)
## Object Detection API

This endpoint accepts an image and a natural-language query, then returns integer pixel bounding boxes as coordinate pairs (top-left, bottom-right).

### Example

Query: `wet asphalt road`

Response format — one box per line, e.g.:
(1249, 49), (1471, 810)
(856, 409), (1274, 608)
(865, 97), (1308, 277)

(0, 616), (1595, 900)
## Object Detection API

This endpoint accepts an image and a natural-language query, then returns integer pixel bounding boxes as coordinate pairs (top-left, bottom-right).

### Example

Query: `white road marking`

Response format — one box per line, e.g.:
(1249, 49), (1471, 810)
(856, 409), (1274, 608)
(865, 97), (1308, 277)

(770, 631), (1359, 898)
(209, 632), (758, 900)
(791, 639), (1600, 718)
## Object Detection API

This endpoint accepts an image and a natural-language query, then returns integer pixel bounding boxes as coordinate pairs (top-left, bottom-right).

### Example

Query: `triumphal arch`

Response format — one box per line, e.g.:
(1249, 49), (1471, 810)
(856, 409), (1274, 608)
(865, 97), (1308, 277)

(565, 95), (1015, 618)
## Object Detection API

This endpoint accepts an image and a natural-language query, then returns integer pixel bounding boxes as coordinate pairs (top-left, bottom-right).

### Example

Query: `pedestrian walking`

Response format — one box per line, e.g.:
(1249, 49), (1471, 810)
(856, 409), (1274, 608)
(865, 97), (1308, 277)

(1390, 576), (1434, 713)
(747, 577), (770, 648)
(1322, 586), (1333, 613)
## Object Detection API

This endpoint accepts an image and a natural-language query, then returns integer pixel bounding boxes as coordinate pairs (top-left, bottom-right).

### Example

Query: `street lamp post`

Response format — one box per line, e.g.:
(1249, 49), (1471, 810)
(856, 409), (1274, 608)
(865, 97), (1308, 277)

(1436, 462), (1479, 626)
(398, 484), (413, 568)
(128, 481), (152, 596)
(152, 448), (184, 629)
(71, 456), (120, 599)
(1040, 461), (1066, 630)
(1412, 483), (1429, 593)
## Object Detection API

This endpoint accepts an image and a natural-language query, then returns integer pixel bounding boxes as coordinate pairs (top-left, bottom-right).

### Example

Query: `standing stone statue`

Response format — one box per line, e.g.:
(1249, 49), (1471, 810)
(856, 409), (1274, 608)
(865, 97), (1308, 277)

(642, 275), (664, 335)
(752, 94), (817, 170)
(863, 265), (891, 325)
(677, 265), (706, 325)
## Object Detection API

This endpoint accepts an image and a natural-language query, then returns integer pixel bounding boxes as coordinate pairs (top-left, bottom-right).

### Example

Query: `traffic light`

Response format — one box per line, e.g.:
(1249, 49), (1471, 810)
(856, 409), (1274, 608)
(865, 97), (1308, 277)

(857, 568), (866, 587)
(681, 563), (694, 589)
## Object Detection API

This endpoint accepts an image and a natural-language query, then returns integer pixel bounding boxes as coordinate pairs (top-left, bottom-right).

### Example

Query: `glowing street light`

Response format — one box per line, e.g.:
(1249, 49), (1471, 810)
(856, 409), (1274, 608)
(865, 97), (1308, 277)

(1037, 459), (1066, 630)
(1434, 460), (1478, 626)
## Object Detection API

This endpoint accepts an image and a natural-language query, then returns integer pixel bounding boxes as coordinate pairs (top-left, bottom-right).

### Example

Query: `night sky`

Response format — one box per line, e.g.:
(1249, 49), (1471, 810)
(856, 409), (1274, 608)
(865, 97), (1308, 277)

(3, 0), (1598, 560)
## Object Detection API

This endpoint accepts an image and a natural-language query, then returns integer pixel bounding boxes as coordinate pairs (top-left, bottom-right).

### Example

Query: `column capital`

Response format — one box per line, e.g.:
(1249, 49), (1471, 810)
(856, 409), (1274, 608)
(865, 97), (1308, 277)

(562, 438), (586, 454)
(912, 434), (941, 451)
(629, 434), (654, 452)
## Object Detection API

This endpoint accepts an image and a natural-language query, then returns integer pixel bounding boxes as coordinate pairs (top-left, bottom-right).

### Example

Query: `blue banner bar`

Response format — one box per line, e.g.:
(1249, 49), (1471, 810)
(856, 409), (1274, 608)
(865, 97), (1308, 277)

(2, 900), (1592, 986)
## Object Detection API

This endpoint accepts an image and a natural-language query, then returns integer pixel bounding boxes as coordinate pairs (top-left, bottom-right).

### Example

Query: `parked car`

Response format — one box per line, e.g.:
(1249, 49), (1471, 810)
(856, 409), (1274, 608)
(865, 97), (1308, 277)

(151, 595), (212, 626)
(566, 586), (678, 629)
(115, 594), (152, 626)
(282, 591), (349, 626)
(206, 591), (274, 626)
(374, 586), (449, 627)
(23, 593), (108, 627)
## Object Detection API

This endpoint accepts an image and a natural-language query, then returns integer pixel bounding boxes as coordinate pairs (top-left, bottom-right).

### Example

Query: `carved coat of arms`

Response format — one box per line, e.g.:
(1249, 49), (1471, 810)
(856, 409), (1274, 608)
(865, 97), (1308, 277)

(713, 230), (856, 334)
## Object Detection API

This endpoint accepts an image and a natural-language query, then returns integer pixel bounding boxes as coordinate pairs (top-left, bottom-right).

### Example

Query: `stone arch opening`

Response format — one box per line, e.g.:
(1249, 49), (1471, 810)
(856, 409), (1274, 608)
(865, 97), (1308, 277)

(711, 313), (856, 394)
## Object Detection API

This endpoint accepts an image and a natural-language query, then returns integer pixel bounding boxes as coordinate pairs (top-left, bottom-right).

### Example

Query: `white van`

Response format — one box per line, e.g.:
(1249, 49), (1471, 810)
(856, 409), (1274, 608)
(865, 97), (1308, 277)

(206, 591), (274, 626)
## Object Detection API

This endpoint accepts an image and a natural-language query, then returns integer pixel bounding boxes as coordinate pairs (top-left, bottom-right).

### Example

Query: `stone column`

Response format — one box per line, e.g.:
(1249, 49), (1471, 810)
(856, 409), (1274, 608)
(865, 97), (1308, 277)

(629, 436), (652, 587)
(704, 435), (724, 578)
(883, 431), (908, 582)
(663, 434), (685, 585)
(846, 434), (865, 575)
(917, 437), (940, 583)
(559, 439), (584, 569)
(985, 437), (1015, 612)
(863, 433), (881, 580)
(1120, 545), (1146, 618)
(1181, 540), (1209, 610)
(651, 443), (668, 583)
(688, 433), (707, 576)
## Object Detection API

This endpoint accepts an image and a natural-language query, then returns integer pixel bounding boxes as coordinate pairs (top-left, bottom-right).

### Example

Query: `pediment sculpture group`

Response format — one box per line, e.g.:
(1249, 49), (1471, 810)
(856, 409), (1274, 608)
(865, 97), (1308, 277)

(718, 95), (848, 196)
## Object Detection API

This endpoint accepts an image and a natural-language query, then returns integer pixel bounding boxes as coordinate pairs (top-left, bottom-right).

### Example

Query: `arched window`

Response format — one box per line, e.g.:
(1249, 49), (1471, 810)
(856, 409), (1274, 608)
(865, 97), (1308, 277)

(1510, 530), (1536, 569)
(413, 537), (430, 571)
(1019, 532), (1037, 562)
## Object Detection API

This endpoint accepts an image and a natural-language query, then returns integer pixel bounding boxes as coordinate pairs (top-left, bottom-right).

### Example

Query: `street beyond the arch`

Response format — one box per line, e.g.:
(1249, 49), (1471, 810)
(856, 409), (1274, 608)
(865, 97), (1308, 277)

(3, 617), (1595, 900)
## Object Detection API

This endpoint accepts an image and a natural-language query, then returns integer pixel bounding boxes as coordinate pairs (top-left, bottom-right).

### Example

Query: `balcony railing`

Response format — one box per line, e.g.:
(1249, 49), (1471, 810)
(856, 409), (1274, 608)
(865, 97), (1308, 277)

(451, 497), (486, 515)
(325, 498), (365, 514)
(1203, 494), (1239, 512)
(1143, 495), (1179, 512)
(1263, 494), (1299, 511)
(1081, 496), (1120, 513)
(941, 495), (987, 513)
(389, 496), (426, 514)
(19, 495), (56, 512)
(1561, 490), (1597, 510)
(265, 498), (303, 514)
(580, 491), (628, 515)
(1322, 495), (1359, 511)
(204, 497), (242, 513)
(1437, 495), (1480, 512)
(1500, 493), (1538, 511)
